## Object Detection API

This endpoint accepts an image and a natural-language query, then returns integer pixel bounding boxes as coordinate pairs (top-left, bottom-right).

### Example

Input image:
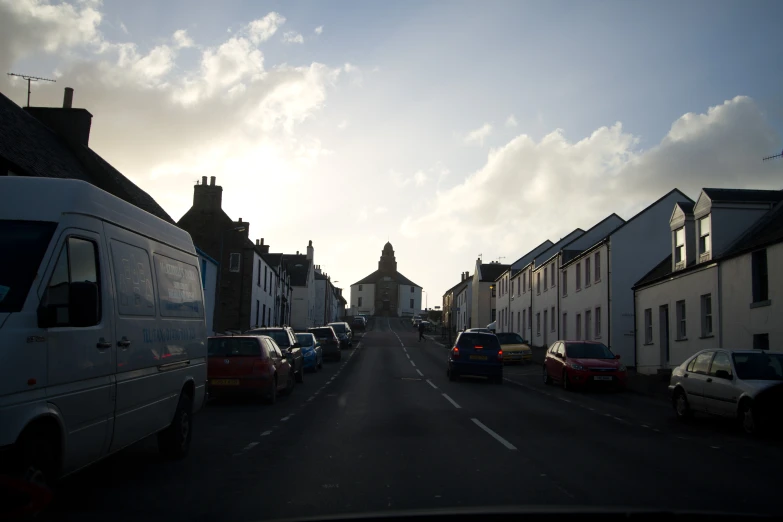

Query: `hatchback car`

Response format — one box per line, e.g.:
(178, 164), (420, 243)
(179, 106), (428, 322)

(495, 332), (532, 364)
(669, 349), (783, 434)
(543, 341), (627, 390)
(245, 326), (304, 383)
(296, 332), (323, 372)
(447, 331), (503, 383)
(207, 336), (294, 403)
(328, 321), (353, 348)
(308, 326), (342, 361)
(351, 316), (366, 331)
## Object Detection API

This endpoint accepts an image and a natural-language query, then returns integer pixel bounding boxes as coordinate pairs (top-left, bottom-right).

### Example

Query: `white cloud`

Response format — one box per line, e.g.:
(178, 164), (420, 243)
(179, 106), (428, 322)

(172, 29), (194, 49)
(120, 22), (129, 35)
(402, 97), (781, 253)
(247, 12), (285, 44)
(337, 119), (348, 130)
(375, 206), (388, 214)
(505, 114), (517, 127)
(413, 170), (427, 186)
(463, 123), (492, 146)
(282, 31), (304, 44)
(314, 25), (323, 35)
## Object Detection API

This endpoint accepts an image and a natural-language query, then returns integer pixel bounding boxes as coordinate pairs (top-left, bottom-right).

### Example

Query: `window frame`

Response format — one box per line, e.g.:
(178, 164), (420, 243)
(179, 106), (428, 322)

(644, 308), (653, 344)
(576, 262), (581, 291)
(701, 294), (713, 337)
(676, 300), (687, 340)
(674, 227), (685, 265)
(595, 306), (601, 338)
(229, 252), (241, 272)
(536, 312), (541, 337)
(594, 252), (601, 282)
(585, 257), (591, 287)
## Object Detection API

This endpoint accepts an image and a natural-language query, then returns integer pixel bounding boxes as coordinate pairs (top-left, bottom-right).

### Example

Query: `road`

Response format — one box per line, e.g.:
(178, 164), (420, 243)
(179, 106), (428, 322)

(44, 319), (783, 521)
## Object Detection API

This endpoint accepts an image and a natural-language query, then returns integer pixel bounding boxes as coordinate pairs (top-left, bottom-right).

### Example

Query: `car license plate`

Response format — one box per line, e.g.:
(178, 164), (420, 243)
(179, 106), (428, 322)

(470, 355), (488, 361)
(593, 376), (612, 381)
(211, 379), (239, 386)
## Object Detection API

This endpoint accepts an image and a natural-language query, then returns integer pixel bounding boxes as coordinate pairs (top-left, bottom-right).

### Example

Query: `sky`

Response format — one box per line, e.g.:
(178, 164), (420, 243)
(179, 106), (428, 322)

(1, 0), (782, 308)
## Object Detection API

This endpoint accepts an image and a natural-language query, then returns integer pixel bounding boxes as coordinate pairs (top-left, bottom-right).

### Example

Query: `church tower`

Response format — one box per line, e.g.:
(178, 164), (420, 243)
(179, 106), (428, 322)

(378, 242), (397, 273)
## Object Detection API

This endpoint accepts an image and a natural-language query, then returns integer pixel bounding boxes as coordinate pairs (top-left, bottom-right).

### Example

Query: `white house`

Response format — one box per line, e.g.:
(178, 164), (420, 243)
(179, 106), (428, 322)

(284, 240), (316, 330)
(456, 279), (472, 331)
(314, 265), (343, 325)
(506, 240), (557, 341)
(196, 247), (218, 335)
(471, 259), (510, 329)
(350, 242), (422, 317)
(249, 246), (277, 328)
(634, 189), (783, 374)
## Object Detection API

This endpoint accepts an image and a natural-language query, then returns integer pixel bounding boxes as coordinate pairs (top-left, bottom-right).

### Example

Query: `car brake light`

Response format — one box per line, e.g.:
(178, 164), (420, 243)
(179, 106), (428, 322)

(498, 350), (503, 361)
(474, 345), (483, 350)
(452, 347), (460, 359)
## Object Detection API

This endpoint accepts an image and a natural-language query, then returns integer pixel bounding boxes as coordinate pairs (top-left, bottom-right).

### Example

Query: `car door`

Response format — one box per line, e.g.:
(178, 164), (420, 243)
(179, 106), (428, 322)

(704, 351), (738, 417)
(267, 339), (289, 389)
(544, 342), (559, 379)
(550, 342), (566, 379)
(40, 227), (116, 473)
(682, 351), (714, 413)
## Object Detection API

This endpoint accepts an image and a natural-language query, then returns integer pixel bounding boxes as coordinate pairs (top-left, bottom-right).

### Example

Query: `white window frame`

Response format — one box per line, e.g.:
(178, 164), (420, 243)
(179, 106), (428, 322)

(595, 306), (601, 338)
(676, 300), (687, 340)
(701, 294), (713, 337)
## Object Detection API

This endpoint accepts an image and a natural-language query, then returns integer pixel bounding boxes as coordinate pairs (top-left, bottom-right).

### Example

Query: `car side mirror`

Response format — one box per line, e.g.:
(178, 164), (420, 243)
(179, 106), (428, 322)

(292, 343), (301, 349)
(715, 369), (731, 380)
(614, 354), (621, 360)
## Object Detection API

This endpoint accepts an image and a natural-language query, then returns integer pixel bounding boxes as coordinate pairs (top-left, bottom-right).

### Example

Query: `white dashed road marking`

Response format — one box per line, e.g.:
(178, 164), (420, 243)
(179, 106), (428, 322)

(260, 430), (272, 437)
(410, 360), (416, 367)
(243, 442), (259, 451)
(416, 369), (424, 377)
(426, 379), (438, 389)
(442, 393), (461, 409)
(471, 418), (517, 450)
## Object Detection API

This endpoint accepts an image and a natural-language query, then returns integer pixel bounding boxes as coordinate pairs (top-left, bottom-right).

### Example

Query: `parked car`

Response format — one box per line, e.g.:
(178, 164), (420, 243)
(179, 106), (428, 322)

(669, 349), (783, 435)
(308, 326), (342, 361)
(495, 332), (532, 364)
(466, 327), (493, 334)
(543, 341), (627, 391)
(447, 331), (503, 383)
(328, 322), (353, 348)
(351, 316), (366, 331)
(0, 177), (207, 484)
(207, 335), (294, 402)
(296, 333), (323, 372)
(245, 326), (304, 383)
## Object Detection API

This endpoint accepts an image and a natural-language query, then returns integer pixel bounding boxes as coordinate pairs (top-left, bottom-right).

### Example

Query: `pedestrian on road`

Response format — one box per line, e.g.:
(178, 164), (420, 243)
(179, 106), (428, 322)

(418, 321), (425, 342)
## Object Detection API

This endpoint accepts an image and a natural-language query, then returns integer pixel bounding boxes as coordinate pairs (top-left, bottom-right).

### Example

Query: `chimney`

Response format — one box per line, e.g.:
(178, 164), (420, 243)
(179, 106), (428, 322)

(461, 273), (465, 282)
(238, 218), (242, 222)
(25, 87), (93, 147)
(210, 176), (216, 186)
(307, 240), (314, 261)
(260, 238), (269, 254)
(192, 175), (223, 211)
(256, 239), (260, 246)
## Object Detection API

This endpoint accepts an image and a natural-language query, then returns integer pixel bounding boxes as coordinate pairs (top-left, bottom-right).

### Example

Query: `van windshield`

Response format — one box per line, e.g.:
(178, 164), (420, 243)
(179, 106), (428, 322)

(0, 220), (58, 313)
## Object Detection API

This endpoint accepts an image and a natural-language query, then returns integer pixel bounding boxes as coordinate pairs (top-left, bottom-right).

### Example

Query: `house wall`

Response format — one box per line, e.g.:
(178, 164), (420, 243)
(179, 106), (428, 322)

(351, 283), (376, 315)
(399, 285), (421, 317)
(456, 285), (472, 330)
(560, 245), (610, 347)
(531, 257), (561, 347)
(290, 285), (310, 330)
(721, 242), (783, 351)
(314, 279), (326, 326)
(497, 272), (510, 332)
(634, 264), (718, 375)
(471, 268), (494, 328)
(250, 253), (276, 328)
(509, 270), (529, 339)
(198, 254), (218, 335)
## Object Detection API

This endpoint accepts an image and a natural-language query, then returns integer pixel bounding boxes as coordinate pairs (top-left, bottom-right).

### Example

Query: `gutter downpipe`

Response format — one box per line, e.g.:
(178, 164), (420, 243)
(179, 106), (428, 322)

(607, 241), (613, 365)
(717, 262), (723, 348)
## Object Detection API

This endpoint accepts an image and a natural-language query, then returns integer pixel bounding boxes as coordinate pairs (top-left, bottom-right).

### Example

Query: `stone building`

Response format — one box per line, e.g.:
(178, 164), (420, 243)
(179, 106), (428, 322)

(350, 242), (421, 317)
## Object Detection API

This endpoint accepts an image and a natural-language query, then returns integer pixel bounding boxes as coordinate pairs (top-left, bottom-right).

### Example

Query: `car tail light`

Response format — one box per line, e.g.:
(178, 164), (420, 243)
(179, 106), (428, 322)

(452, 347), (460, 359)
(474, 345), (483, 350)
(498, 350), (503, 361)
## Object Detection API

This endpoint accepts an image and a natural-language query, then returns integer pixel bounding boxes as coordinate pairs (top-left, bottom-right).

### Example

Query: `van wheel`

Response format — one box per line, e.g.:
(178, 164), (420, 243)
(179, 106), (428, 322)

(16, 426), (60, 486)
(158, 392), (193, 460)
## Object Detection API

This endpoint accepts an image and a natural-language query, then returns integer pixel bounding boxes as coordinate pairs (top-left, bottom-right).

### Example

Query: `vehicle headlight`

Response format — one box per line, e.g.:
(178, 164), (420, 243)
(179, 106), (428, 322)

(619, 364), (627, 372)
(569, 363), (587, 371)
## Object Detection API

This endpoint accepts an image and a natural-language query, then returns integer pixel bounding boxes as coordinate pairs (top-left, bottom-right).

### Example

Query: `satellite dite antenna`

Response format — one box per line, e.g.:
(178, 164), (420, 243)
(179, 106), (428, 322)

(763, 148), (783, 162)
(6, 72), (56, 107)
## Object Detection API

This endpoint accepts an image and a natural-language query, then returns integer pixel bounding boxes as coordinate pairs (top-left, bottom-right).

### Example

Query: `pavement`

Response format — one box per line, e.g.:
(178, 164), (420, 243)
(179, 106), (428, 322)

(39, 319), (783, 521)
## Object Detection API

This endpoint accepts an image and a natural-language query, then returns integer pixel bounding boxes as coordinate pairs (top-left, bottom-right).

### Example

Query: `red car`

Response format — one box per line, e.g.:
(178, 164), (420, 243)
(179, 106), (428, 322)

(207, 335), (294, 403)
(543, 340), (627, 391)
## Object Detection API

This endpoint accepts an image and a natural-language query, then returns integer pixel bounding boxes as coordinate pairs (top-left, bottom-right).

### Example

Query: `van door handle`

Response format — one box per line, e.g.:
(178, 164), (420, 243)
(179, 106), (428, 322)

(97, 338), (112, 349)
(117, 337), (132, 348)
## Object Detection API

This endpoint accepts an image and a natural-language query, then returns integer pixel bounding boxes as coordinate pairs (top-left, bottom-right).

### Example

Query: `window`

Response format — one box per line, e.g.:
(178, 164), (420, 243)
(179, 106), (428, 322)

(262, 304), (266, 325)
(585, 310), (592, 340)
(576, 313), (582, 340)
(595, 307), (601, 337)
(491, 309), (496, 321)
(686, 358), (696, 372)
(43, 237), (101, 327)
(585, 257), (591, 286)
(491, 286), (496, 297)
(256, 300), (260, 326)
(229, 252), (240, 272)
(110, 239), (154, 316)
(674, 227), (685, 265)
(709, 352), (732, 379)
(523, 273), (527, 293)
(359, 284), (363, 291)
(268, 308), (271, 325)
(537, 272), (541, 294)
(522, 310), (526, 333)
(692, 351), (713, 374)
(644, 308), (653, 343)
(754, 333), (770, 350)
(411, 286), (415, 293)
(536, 312), (541, 336)
(511, 280), (515, 296)
(595, 252), (601, 282)
(154, 254), (203, 318)
(551, 306), (555, 331)
(543, 310), (547, 336)
(701, 294), (713, 337)
(410, 298), (414, 309)
(562, 271), (568, 296)
(576, 263), (581, 290)
(269, 273), (273, 295)
(562, 313), (567, 339)
(698, 216), (711, 256)
(517, 279), (521, 297)
(258, 262), (261, 287)
(676, 300), (686, 339)
(358, 297), (362, 307)
(752, 249), (769, 303)
(517, 311), (521, 333)
(544, 267), (548, 290)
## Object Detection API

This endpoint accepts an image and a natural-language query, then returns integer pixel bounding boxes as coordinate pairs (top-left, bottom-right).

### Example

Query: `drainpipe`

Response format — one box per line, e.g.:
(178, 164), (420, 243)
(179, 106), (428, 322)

(607, 242), (613, 362)
(633, 284), (638, 371)
(717, 262), (723, 348)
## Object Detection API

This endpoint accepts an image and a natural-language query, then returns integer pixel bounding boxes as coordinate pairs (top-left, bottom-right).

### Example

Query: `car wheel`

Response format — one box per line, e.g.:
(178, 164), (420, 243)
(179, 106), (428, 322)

(296, 363), (304, 383)
(265, 377), (277, 404)
(543, 365), (552, 385)
(673, 389), (692, 420)
(562, 371), (570, 391)
(158, 391), (193, 460)
(15, 426), (60, 486)
(740, 400), (759, 435)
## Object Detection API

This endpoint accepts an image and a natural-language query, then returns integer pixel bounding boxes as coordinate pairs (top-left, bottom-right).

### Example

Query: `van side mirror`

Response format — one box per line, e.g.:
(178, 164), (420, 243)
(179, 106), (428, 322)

(69, 282), (100, 327)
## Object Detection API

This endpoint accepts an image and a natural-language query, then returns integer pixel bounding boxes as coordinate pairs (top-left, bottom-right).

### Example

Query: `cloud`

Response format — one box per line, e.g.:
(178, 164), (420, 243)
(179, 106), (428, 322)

(314, 26), (323, 35)
(337, 120), (348, 130)
(172, 29), (194, 49)
(505, 114), (517, 127)
(413, 170), (427, 186)
(402, 96), (781, 253)
(247, 12), (285, 44)
(374, 206), (388, 214)
(120, 22), (129, 35)
(463, 123), (492, 146)
(282, 31), (304, 44)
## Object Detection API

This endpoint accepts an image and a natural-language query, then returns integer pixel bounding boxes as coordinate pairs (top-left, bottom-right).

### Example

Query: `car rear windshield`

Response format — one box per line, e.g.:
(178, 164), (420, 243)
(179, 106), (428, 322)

(496, 333), (526, 345)
(296, 334), (314, 347)
(565, 342), (614, 359)
(248, 329), (290, 347)
(733, 353), (783, 381)
(329, 323), (346, 333)
(309, 328), (335, 339)
(208, 338), (262, 357)
(457, 333), (500, 350)
(0, 220), (58, 313)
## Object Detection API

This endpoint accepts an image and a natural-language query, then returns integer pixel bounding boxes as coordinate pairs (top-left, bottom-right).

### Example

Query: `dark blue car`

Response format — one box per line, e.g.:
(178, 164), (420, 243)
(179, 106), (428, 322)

(447, 332), (503, 383)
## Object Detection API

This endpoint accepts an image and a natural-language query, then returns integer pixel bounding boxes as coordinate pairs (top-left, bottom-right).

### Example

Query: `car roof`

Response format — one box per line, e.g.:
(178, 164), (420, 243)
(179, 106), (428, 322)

(209, 335), (264, 340)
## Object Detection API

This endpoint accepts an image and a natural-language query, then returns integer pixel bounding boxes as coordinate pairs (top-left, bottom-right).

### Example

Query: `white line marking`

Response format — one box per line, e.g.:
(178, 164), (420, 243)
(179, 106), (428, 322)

(426, 379), (438, 389)
(243, 442), (259, 451)
(406, 353), (410, 359)
(471, 418), (517, 450)
(281, 415), (292, 422)
(560, 398), (571, 403)
(416, 369), (424, 377)
(410, 360), (416, 367)
(442, 393), (461, 409)
(403, 347), (407, 353)
(260, 430), (272, 437)
(641, 424), (649, 428)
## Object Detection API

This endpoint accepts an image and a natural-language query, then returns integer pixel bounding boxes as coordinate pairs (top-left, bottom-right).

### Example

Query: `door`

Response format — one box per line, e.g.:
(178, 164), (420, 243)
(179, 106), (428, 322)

(41, 228), (115, 472)
(545, 342), (562, 380)
(683, 351), (714, 413)
(659, 305), (669, 368)
(704, 351), (738, 417)
(266, 339), (289, 390)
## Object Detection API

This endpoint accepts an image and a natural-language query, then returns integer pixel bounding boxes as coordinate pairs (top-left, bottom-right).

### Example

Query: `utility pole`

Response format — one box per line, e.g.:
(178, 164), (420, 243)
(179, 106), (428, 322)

(7, 72), (55, 107)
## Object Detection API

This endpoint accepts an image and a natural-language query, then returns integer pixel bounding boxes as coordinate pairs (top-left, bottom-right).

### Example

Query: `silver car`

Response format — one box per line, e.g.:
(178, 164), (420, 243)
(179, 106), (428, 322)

(669, 349), (783, 434)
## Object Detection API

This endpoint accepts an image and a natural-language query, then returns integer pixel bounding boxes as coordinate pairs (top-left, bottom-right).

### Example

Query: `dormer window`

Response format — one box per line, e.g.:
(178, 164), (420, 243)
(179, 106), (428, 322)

(674, 227), (685, 266)
(698, 216), (711, 257)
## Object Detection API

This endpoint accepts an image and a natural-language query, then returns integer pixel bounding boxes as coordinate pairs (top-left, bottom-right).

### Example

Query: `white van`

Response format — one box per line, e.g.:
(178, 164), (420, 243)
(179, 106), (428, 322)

(0, 177), (207, 482)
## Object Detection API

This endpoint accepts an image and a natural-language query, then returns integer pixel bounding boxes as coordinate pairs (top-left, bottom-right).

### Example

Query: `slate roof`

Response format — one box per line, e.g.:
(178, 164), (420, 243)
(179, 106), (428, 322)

(354, 269), (420, 287)
(675, 201), (695, 214)
(633, 255), (674, 289)
(0, 90), (173, 223)
(315, 272), (327, 280)
(443, 279), (468, 297)
(703, 188), (783, 204)
(479, 263), (510, 282)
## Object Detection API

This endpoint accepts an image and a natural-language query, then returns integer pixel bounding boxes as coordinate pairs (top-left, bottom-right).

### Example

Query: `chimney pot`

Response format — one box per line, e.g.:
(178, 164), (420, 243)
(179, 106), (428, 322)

(256, 239), (260, 245)
(238, 218), (242, 223)
(63, 87), (74, 109)
(260, 238), (264, 245)
(210, 176), (216, 186)
(201, 176), (207, 186)
(309, 240), (312, 247)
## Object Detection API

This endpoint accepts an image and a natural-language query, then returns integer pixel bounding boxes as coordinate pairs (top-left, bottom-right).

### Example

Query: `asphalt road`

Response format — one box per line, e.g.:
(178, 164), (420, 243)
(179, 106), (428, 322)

(42, 319), (783, 521)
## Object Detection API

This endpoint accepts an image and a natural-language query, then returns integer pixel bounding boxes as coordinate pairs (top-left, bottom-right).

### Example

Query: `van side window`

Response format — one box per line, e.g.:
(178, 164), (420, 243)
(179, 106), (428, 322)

(110, 240), (155, 316)
(43, 237), (101, 327)
(153, 254), (204, 318)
